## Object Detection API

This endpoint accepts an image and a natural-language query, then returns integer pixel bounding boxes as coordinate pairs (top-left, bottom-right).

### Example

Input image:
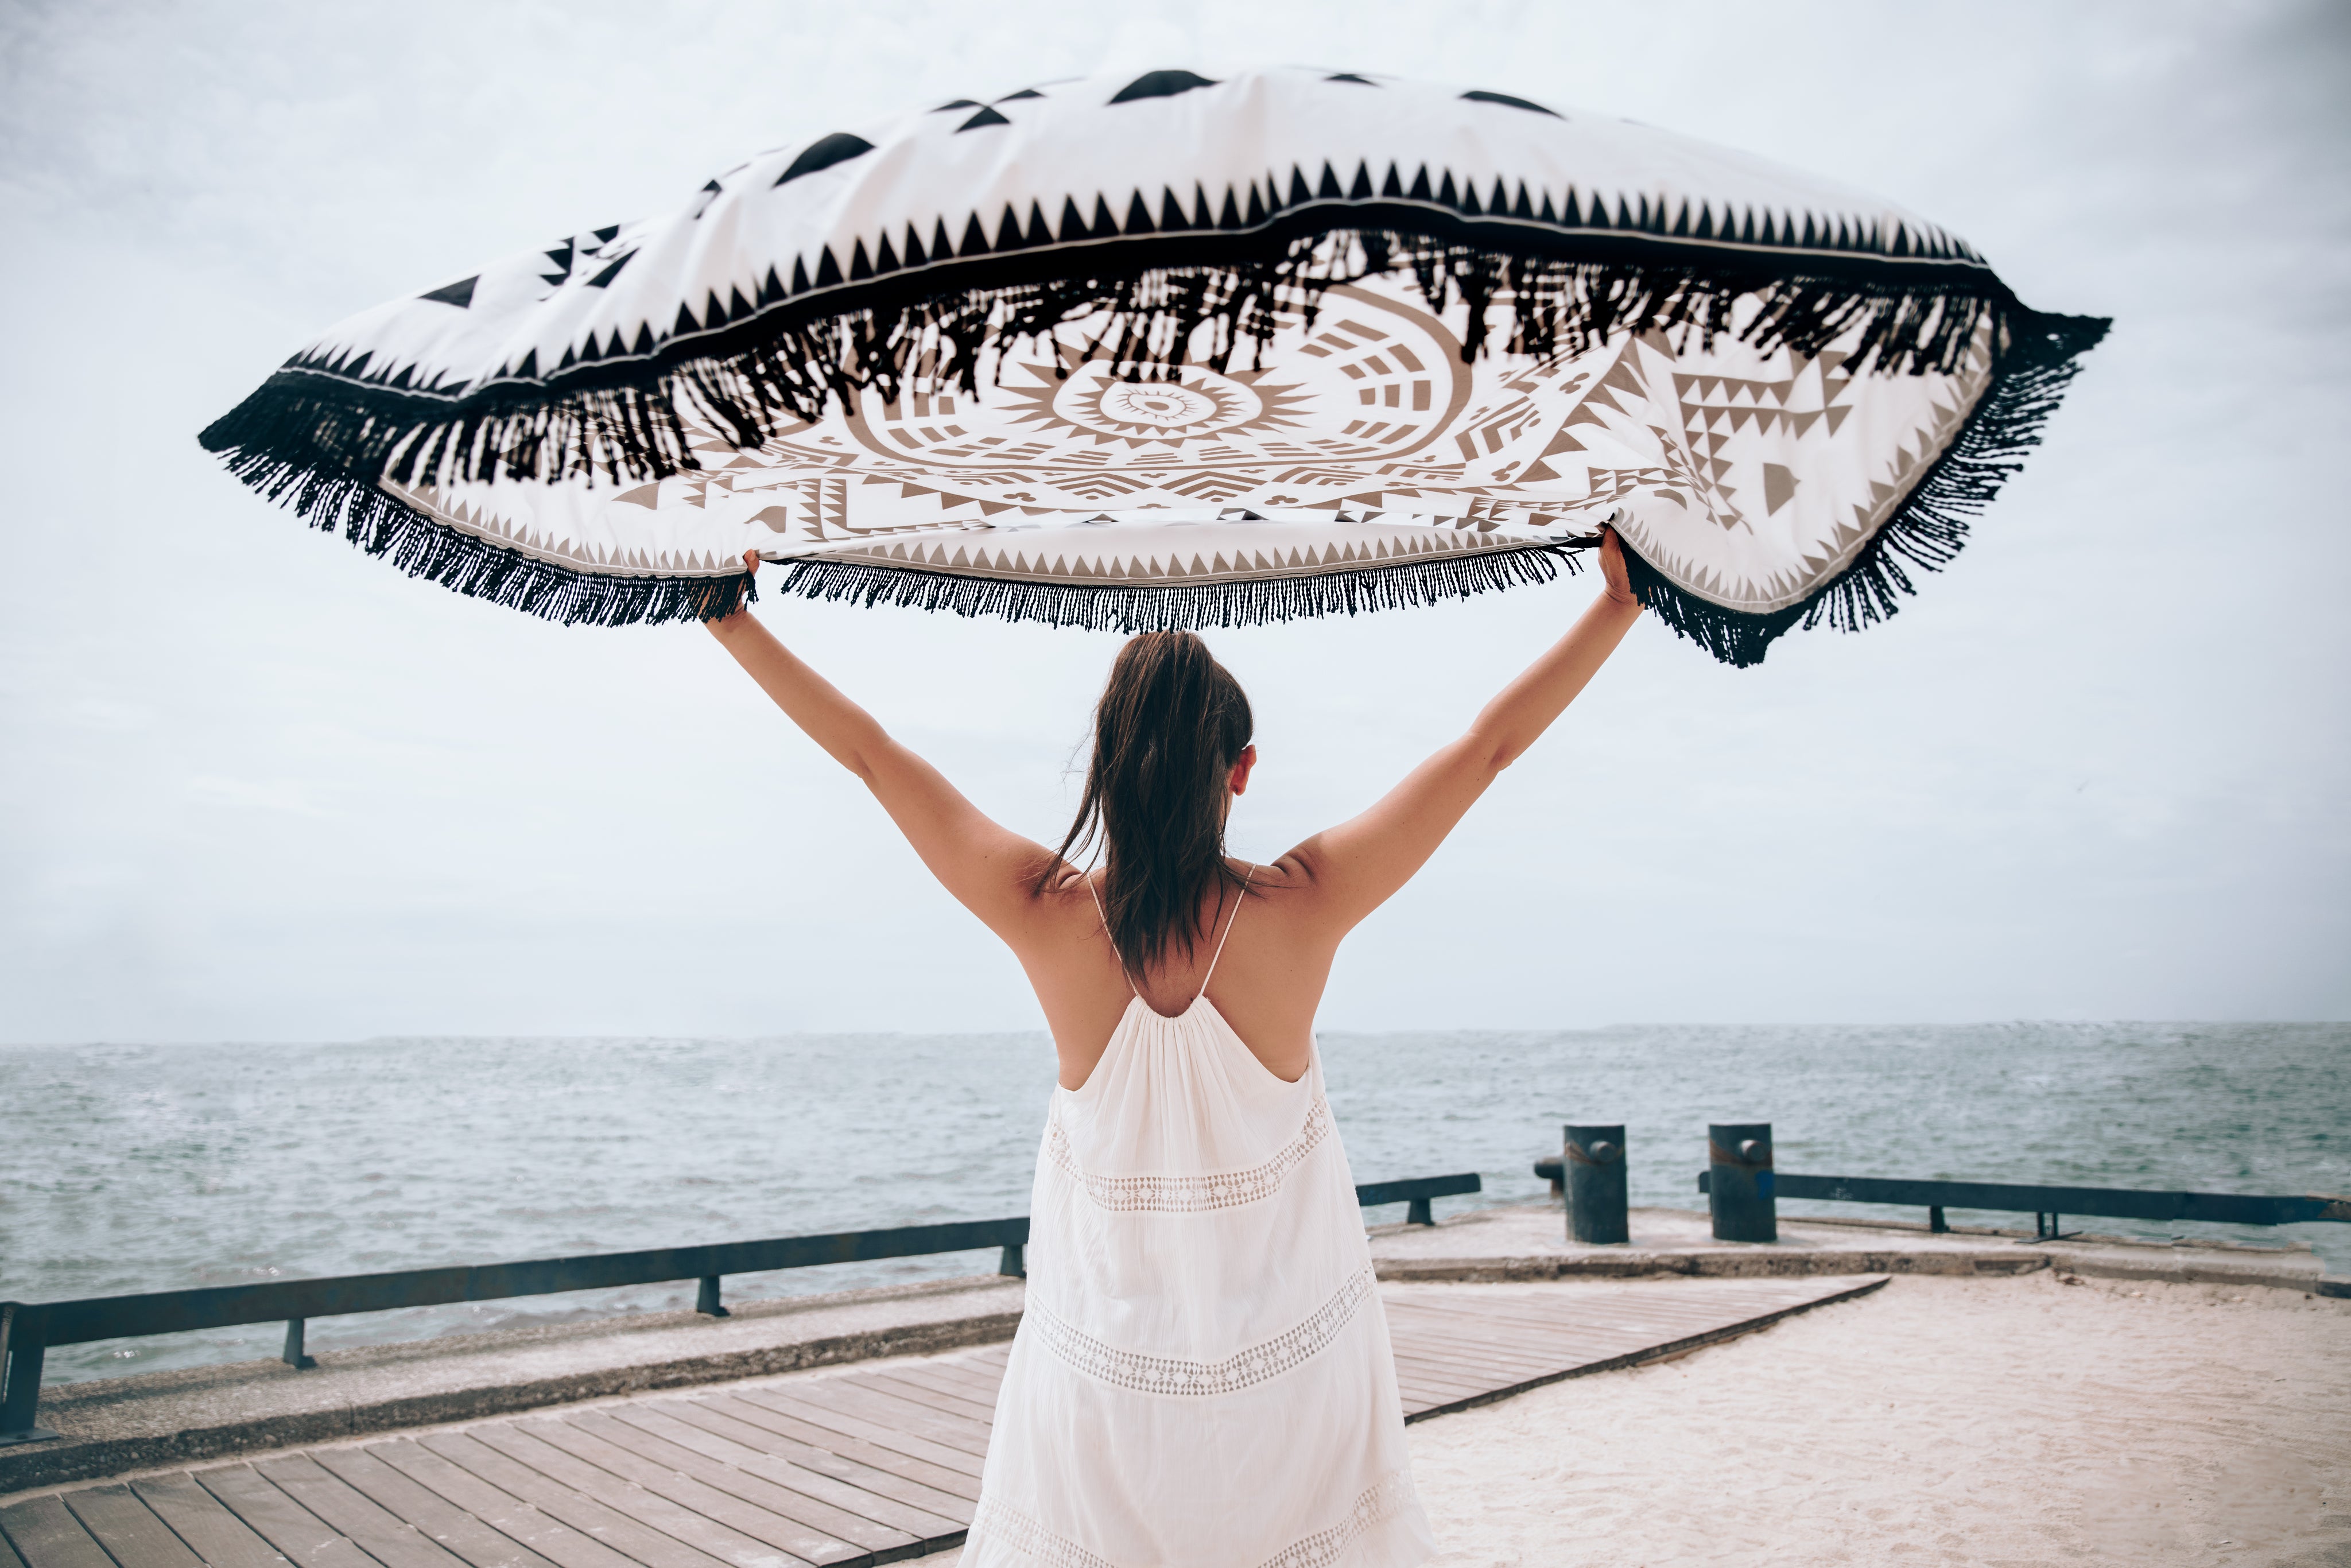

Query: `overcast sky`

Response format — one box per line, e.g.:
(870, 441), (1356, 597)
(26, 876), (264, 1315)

(1, 1), (2345, 1043)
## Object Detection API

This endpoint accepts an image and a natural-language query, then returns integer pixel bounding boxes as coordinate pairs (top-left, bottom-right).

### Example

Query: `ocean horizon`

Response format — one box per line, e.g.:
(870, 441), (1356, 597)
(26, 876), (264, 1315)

(6, 1020), (2344, 1385)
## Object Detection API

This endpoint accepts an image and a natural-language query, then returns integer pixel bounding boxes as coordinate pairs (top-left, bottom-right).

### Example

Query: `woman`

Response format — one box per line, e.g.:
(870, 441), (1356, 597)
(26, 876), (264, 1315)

(709, 531), (1643, 1567)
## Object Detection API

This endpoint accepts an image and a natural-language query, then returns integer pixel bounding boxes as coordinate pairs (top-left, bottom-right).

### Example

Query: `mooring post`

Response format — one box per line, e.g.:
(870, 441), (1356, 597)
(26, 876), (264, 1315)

(1708, 1122), (1776, 1242)
(1564, 1124), (1629, 1244)
(696, 1276), (729, 1317)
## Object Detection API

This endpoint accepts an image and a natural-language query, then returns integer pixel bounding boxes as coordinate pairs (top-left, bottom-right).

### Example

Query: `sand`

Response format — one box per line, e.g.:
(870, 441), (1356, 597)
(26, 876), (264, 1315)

(1408, 1271), (2351, 1567)
(930, 1272), (2350, 1566)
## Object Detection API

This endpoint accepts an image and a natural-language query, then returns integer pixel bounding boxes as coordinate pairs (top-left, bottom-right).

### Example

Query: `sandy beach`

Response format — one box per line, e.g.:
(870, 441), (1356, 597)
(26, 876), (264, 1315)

(917, 1271), (2349, 1567)
(1409, 1270), (2350, 1567)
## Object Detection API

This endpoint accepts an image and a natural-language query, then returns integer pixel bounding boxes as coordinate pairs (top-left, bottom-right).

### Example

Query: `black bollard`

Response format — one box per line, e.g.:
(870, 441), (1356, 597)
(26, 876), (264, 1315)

(1707, 1122), (1776, 1242)
(1564, 1124), (1628, 1244)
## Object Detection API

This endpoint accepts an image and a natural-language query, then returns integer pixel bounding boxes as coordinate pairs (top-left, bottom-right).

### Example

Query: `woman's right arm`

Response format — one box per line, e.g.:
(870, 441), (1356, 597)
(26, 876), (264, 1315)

(1275, 529), (1644, 935)
(707, 554), (1054, 942)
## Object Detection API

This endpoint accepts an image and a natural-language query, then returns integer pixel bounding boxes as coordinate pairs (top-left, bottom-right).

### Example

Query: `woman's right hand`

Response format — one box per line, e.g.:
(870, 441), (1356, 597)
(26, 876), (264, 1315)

(1599, 526), (1639, 610)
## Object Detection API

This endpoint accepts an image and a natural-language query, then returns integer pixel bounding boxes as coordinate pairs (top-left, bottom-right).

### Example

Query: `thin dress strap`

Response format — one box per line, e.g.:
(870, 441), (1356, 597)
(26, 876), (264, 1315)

(1085, 871), (1137, 997)
(1196, 864), (1256, 997)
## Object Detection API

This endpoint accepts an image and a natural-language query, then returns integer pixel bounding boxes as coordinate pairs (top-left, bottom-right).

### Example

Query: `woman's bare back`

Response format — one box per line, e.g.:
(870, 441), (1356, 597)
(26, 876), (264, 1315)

(1026, 860), (1333, 1090)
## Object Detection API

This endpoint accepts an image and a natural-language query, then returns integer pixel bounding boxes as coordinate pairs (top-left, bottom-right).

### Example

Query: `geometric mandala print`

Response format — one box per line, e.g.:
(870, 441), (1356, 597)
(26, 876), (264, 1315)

(385, 275), (1996, 613)
(1514, 326), (1994, 616)
(1671, 350), (1859, 527)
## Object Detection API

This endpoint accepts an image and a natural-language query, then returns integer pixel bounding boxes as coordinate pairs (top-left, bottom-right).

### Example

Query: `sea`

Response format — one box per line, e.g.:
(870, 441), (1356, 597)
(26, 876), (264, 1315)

(3, 1022), (2344, 1385)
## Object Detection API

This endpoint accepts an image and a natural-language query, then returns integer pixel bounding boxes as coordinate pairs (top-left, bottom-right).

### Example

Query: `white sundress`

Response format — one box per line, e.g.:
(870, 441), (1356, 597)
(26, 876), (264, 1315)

(962, 872), (1437, 1568)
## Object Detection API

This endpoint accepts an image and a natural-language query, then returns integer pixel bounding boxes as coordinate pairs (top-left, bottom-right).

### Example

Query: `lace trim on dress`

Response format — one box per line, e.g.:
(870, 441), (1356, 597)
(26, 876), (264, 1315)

(967, 1496), (1118, 1568)
(969, 1470), (1417, 1568)
(1045, 1096), (1333, 1213)
(1256, 1471), (1419, 1568)
(1026, 1266), (1375, 1397)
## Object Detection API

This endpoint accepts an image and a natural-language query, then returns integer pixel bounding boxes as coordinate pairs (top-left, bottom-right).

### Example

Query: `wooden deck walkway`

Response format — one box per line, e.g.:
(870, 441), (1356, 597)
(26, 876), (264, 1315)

(1, 1276), (1881, 1567)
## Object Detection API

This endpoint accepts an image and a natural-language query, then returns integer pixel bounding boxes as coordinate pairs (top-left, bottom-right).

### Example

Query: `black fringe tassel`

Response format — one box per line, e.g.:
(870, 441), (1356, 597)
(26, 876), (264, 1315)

(253, 472), (756, 626)
(199, 227), (2105, 653)
(778, 542), (1578, 632)
(202, 229), (2062, 493)
(1621, 312), (2110, 666)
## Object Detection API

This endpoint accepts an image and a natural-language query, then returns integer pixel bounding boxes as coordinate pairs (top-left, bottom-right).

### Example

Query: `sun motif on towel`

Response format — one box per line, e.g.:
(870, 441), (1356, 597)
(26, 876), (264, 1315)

(995, 355), (1312, 448)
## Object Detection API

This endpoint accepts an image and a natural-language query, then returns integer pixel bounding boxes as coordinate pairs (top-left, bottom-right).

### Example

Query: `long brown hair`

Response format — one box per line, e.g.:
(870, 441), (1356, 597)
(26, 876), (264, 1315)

(1039, 631), (1254, 971)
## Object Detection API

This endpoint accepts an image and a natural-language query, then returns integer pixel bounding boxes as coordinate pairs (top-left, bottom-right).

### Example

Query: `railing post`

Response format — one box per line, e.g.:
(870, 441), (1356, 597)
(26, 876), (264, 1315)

(1, 1303), (58, 1445)
(282, 1317), (317, 1369)
(1406, 1197), (1433, 1226)
(1707, 1123), (1776, 1243)
(696, 1276), (728, 1317)
(998, 1244), (1025, 1278)
(1929, 1205), (1948, 1234)
(1564, 1124), (1628, 1244)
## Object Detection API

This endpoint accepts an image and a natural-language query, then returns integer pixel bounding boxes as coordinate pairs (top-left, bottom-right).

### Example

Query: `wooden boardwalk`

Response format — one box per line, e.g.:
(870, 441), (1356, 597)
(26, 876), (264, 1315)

(1, 1276), (1881, 1567)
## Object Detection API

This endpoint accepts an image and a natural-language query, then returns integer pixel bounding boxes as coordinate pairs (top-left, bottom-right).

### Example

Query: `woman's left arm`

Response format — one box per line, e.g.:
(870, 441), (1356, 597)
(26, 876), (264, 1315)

(707, 554), (1050, 939)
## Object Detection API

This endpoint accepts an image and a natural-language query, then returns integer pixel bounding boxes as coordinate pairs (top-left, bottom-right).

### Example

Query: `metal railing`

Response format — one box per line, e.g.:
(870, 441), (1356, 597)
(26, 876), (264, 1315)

(1691, 1170), (2351, 1239)
(0, 1170), (1480, 1443)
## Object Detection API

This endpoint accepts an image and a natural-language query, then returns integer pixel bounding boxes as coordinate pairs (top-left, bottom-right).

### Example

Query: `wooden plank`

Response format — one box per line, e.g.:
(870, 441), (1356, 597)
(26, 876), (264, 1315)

(684, 1396), (980, 1512)
(1390, 1349), (1509, 1388)
(659, 1395), (973, 1516)
(309, 1446), (561, 1568)
(0, 1497), (114, 1568)
(899, 1360), (1003, 1404)
(363, 1439), (647, 1568)
(463, 1421), (824, 1568)
(822, 1371), (997, 1435)
(414, 1433), (734, 1568)
(1390, 1314), (1718, 1381)
(1394, 1336), (1621, 1381)
(776, 1381), (992, 1459)
(1373, 1335), (1561, 1382)
(569, 1410), (917, 1557)
(1384, 1299), (1661, 1341)
(1387, 1337), (1539, 1381)
(1394, 1282), (1833, 1332)
(728, 1389), (986, 1480)
(1384, 1363), (1495, 1407)
(1387, 1286), (1712, 1320)
(522, 1416), (862, 1566)
(130, 1475), (292, 1568)
(857, 1365), (999, 1419)
(649, 1400), (972, 1529)
(1384, 1286), (1844, 1353)
(606, 1404), (963, 1542)
(253, 1454), (471, 1568)
(1394, 1277), (1890, 1422)
(1387, 1336), (1564, 1385)
(193, 1466), (382, 1568)
(848, 1371), (999, 1423)
(1399, 1280), (1873, 1343)
(61, 1484), (206, 1568)
(1387, 1301), (1666, 1340)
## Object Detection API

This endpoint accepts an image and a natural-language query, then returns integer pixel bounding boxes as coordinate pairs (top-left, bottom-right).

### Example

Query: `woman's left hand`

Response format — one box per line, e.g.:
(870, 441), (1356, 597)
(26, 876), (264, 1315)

(709, 550), (762, 635)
